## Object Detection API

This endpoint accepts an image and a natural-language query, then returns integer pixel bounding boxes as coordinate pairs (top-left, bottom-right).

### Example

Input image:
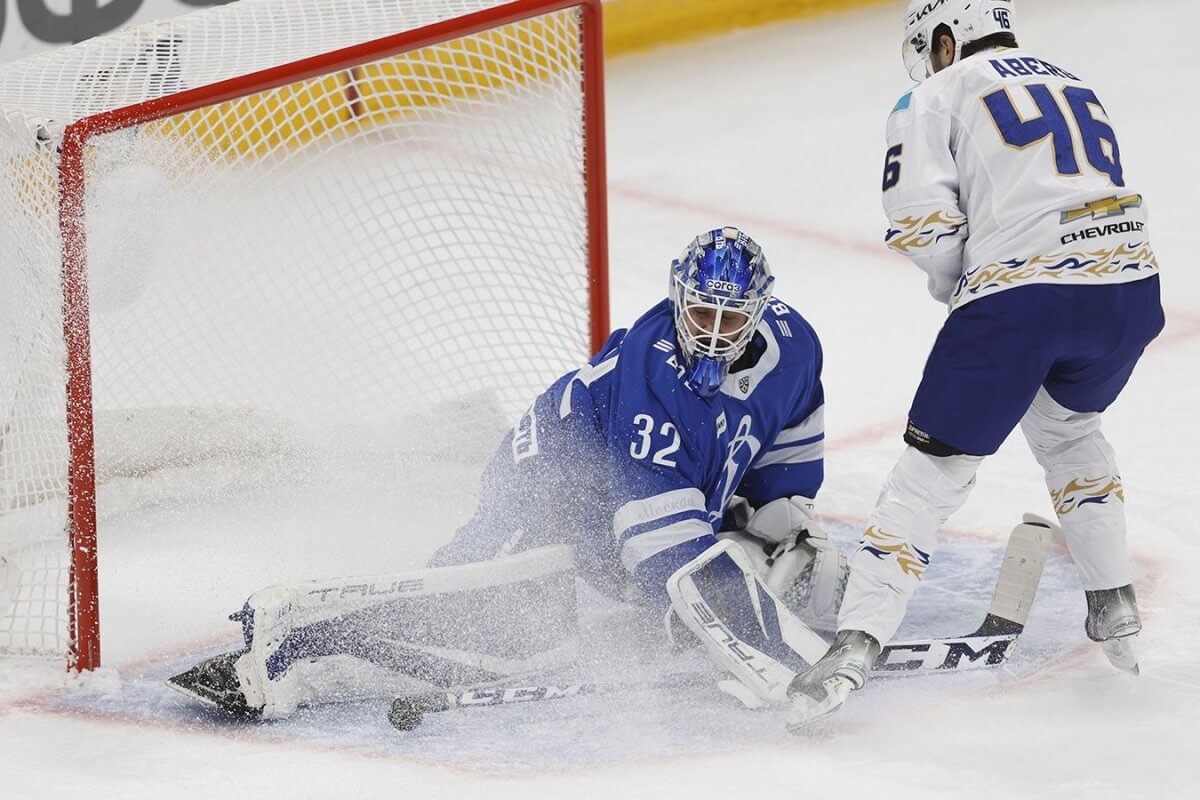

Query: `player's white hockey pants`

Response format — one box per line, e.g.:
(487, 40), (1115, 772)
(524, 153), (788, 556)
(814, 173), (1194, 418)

(839, 388), (1131, 643)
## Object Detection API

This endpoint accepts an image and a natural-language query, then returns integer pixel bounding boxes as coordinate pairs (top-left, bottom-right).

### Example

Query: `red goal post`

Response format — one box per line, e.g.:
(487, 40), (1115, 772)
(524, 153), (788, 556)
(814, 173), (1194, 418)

(0, 0), (608, 671)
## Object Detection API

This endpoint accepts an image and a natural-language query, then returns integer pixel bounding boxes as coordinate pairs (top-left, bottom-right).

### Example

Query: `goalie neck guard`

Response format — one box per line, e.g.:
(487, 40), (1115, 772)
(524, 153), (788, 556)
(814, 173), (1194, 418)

(903, 0), (1016, 81)
(669, 227), (774, 398)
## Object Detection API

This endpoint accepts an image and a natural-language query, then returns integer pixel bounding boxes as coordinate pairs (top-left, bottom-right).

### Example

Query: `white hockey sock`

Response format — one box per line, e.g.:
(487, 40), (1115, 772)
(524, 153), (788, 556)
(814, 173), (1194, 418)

(838, 447), (982, 643)
(1022, 389), (1133, 590)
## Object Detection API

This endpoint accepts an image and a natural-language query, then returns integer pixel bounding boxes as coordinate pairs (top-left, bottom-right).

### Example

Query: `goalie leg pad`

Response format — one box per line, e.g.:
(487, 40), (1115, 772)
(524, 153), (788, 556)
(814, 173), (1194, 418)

(228, 545), (579, 718)
(666, 540), (828, 706)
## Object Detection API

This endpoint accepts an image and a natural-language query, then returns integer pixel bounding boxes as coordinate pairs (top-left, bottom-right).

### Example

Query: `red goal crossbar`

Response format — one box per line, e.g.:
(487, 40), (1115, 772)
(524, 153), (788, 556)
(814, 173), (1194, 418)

(57, 0), (609, 671)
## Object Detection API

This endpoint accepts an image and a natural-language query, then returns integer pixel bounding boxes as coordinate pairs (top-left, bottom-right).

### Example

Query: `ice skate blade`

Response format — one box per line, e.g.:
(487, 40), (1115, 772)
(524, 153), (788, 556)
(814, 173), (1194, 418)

(786, 676), (852, 733)
(1100, 635), (1140, 676)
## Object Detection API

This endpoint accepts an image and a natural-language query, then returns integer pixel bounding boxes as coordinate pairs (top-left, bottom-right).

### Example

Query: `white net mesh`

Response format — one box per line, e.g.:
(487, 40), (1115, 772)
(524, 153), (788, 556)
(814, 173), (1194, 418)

(0, 0), (598, 661)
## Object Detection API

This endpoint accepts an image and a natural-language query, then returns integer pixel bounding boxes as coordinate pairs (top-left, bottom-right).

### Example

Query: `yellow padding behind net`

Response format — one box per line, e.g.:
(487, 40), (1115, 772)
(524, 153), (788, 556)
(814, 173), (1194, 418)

(151, 14), (576, 161)
(140, 1), (891, 161)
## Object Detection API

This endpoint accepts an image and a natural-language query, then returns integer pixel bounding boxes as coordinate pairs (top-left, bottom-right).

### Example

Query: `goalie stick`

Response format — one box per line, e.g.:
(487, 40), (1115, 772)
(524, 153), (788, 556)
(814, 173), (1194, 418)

(387, 518), (1052, 730)
(388, 673), (702, 731)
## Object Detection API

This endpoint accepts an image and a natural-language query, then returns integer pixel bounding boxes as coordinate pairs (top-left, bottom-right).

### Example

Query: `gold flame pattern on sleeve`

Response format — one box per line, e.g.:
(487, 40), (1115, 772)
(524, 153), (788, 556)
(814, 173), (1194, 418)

(885, 209), (968, 255)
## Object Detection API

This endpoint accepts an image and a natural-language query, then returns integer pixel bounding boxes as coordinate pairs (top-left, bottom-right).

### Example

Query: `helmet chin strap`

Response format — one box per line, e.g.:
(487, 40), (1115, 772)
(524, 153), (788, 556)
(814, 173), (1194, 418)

(687, 357), (728, 399)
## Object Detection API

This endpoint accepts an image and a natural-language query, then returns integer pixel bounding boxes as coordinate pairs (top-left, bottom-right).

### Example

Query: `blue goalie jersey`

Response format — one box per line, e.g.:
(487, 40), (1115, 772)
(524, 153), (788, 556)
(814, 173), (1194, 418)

(429, 299), (826, 604)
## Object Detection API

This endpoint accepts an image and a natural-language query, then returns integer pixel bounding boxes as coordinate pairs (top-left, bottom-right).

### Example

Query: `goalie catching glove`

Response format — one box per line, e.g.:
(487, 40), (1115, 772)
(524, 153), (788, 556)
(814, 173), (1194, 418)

(719, 496), (847, 631)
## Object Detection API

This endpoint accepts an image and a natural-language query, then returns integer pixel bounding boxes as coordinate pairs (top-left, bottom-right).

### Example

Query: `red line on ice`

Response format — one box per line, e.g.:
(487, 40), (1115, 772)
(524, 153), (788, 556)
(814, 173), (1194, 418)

(610, 182), (901, 263)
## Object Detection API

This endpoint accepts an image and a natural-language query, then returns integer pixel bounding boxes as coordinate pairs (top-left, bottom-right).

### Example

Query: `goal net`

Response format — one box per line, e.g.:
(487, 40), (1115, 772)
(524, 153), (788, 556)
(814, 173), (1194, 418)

(0, 0), (607, 670)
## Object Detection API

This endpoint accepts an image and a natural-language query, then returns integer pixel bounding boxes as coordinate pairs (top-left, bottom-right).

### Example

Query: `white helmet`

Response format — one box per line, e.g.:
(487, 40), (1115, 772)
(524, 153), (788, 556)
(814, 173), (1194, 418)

(903, 0), (1016, 81)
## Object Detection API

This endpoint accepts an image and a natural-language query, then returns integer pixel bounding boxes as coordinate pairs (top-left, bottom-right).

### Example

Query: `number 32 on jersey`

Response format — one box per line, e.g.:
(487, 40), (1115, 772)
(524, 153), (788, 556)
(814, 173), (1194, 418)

(630, 414), (680, 467)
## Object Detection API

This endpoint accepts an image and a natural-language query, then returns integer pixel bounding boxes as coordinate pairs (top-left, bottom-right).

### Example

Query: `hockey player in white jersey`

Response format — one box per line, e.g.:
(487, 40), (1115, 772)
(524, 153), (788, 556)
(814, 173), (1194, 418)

(788, 0), (1164, 724)
(168, 228), (847, 719)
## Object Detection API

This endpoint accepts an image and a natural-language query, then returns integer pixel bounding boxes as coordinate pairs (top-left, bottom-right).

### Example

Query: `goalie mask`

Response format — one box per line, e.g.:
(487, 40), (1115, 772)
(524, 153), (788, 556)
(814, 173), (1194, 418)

(670, 227), (774, 398)
(903, 0), (1016, 81)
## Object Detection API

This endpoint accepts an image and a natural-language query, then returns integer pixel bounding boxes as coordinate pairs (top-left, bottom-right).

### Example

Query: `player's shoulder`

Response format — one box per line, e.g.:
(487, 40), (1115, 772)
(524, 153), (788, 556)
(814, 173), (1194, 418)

(597, 298), (821, 411)
(721, 301), (820, 408)
(887, 78), (942, 134)
(761, 298), (822, 366)
(610, 299), (680, 369)
(889, 59), (964, 124)
(889, 89), (916, 120)
(601, 300), (690, 403)
(888, 48), (1010, 120)
(888, 48), (1075, 134)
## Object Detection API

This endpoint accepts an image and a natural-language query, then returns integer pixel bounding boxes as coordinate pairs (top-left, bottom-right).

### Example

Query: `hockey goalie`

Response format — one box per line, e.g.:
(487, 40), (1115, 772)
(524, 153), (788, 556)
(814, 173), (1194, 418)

(169, 227), (847, 719)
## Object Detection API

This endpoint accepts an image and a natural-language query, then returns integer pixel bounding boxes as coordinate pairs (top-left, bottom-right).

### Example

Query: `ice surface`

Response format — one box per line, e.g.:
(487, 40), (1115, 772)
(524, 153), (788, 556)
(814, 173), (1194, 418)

(19, 527), (1139, 766)
(3, 0), (1199, 797)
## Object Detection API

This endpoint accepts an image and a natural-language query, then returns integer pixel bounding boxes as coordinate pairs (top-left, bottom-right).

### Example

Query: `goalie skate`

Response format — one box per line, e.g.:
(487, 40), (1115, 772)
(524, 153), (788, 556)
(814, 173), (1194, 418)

(166, 651), (260, 718)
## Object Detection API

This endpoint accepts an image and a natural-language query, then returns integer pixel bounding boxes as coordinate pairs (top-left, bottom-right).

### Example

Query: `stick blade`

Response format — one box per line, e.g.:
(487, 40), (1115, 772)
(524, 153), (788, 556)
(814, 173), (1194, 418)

(982, 519), (1053, 633)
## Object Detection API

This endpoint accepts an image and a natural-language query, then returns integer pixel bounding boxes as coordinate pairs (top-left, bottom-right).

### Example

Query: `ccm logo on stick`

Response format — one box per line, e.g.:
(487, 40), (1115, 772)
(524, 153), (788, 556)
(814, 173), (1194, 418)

(874, 636), (1016, 671)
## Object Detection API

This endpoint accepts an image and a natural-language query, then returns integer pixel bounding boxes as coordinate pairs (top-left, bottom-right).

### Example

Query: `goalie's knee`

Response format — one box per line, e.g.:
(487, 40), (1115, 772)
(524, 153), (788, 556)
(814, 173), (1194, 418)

(668, 541), (830, 706)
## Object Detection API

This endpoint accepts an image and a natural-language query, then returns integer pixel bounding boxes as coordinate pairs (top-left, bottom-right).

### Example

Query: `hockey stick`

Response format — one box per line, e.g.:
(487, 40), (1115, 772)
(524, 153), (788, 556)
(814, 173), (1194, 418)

(388, 672), (702, 731)
(872, 517), (1053, 674)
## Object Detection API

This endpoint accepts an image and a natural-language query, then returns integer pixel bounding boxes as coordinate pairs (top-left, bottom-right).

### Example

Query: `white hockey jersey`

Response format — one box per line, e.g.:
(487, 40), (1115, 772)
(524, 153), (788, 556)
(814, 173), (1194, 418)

(882, 48), (1158, 310)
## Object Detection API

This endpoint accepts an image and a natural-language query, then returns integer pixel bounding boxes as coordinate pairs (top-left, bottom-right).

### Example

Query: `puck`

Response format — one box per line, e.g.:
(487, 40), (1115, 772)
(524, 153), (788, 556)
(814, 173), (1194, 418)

(388, 698), (424, 731)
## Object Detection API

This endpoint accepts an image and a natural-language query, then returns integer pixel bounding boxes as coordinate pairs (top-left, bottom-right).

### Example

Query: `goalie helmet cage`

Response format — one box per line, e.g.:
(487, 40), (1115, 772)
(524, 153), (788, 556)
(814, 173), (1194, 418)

(0, 0), (608, 671)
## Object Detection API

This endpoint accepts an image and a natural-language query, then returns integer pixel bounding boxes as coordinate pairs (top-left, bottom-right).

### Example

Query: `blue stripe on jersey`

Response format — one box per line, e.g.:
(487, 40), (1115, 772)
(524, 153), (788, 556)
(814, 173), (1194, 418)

(767, 432), (824, 451)
(892, 92), (912, 114)
(618, 509), (710, 546)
